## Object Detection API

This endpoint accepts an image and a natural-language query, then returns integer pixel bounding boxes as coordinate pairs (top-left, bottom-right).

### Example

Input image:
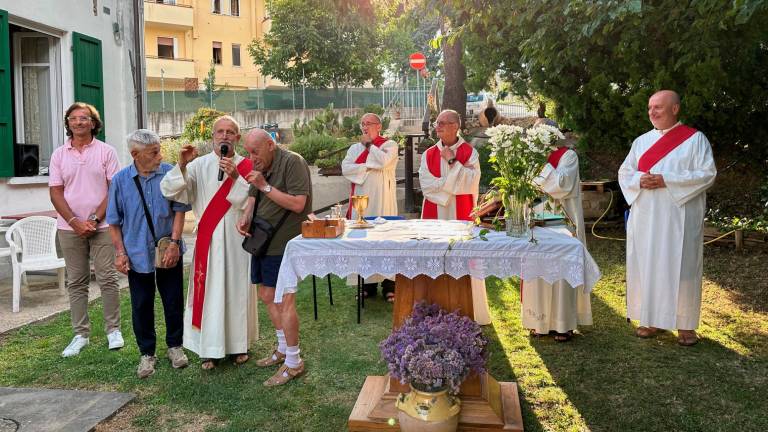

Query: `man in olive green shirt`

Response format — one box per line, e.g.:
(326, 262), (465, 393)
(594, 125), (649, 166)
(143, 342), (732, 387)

(231, 129), (311, 386)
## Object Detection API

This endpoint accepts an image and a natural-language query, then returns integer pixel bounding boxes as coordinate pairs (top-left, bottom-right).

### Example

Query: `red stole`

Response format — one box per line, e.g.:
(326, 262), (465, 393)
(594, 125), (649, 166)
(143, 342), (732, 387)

(638, 125), (697, 172)
(347, 136), (388, 219)
(547, 146), (569, 168)
(191, 157), (253, 329)
(421, 142), (474, 221)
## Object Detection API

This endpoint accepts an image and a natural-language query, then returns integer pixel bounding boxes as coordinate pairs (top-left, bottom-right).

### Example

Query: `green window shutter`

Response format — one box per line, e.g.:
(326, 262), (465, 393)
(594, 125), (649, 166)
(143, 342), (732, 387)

(0, 10), (13, 177)
(72, 32), (105, 141)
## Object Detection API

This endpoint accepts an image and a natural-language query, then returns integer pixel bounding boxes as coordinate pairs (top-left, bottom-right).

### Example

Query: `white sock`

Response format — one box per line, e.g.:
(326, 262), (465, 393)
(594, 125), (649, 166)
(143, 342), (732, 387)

(276, 329), (287, 354)
(284, 345), (301, 369)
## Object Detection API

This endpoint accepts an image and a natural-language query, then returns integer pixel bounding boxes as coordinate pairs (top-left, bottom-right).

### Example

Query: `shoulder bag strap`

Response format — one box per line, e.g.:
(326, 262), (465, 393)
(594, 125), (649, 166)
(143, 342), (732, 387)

(133, 176), (158, 246)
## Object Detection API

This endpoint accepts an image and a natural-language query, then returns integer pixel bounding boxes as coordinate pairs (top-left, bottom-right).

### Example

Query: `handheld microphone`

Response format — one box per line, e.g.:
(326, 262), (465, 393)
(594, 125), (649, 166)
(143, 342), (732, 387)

(218, 143), (230, 181)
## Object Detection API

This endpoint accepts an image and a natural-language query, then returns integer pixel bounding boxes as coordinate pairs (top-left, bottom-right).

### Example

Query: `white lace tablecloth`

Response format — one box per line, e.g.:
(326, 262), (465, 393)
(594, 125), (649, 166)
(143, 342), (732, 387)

(274, 219), (601, 303)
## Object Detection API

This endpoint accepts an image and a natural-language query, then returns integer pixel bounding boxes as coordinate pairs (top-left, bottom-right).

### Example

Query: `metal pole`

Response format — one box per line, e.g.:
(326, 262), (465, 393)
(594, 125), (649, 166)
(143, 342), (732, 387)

(404, 135), (414, 213)
(160, 69), (165, 111)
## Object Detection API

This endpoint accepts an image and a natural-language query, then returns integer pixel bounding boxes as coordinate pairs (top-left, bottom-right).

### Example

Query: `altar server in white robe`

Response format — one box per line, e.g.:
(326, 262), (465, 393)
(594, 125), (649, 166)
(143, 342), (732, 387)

(619, 90), (716, 346)
(342, 113), (399, 300)
(419, 109), (491, 325)
(525, 137), (592, 341)
(161, 116), (254, 368)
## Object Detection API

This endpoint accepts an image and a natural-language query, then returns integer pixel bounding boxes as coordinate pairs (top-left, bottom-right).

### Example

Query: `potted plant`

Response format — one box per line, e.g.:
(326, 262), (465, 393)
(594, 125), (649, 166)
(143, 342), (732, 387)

(379, 302), (489, 431)
(485, 123), (564, 237)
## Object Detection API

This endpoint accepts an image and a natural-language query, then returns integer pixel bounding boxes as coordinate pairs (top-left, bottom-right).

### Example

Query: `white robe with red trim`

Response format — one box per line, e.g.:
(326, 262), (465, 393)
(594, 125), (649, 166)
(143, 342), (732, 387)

(619, 129), (716, 330)
(342, 139), (399, 219)
(523, 149), (593, 334)
(160, 153), (253, 358)
(418, 138), (491, 325)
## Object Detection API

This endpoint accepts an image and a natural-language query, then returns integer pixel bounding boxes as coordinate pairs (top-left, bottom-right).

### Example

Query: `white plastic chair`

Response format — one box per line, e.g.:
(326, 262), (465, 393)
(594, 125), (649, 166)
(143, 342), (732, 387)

(5, 216), (66, 313)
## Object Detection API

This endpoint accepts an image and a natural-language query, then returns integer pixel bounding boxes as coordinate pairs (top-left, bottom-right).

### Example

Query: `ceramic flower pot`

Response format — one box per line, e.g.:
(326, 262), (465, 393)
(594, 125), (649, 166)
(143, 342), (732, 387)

(504, 192), (529, 238)
(396, 384), (461, 432)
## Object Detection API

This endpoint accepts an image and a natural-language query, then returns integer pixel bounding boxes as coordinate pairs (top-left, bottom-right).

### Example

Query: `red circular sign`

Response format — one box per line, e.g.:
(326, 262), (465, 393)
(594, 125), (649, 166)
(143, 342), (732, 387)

(409, 52), (426, 70)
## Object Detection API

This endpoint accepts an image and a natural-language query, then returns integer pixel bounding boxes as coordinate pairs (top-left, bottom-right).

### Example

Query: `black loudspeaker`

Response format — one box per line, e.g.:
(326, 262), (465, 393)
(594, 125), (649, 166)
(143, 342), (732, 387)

(14, 144), (39, 177)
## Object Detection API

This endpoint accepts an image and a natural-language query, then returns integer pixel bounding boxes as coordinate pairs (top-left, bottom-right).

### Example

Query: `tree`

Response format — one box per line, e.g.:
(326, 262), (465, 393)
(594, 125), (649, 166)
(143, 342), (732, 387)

(201, 61), (226, 108)
(452, 0), (768, 162)
(248, 0), (384, 89)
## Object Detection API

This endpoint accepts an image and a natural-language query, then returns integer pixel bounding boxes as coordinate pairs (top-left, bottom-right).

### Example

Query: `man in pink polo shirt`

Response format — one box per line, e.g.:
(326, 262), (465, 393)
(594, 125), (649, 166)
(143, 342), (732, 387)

(49, 102), (123, 357)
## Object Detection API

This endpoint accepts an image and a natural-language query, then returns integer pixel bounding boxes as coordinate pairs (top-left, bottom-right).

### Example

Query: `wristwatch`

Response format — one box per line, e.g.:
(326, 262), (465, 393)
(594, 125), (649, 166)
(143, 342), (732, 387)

(169, 238), (182, 246)
(87, 214), (101, 224)
(261, 184), (273, 193)
(447, 158), (457, 165)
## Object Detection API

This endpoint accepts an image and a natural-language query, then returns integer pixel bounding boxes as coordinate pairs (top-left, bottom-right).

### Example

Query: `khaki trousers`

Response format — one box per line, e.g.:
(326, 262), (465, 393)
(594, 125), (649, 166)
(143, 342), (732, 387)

(58, 230), (121, 337)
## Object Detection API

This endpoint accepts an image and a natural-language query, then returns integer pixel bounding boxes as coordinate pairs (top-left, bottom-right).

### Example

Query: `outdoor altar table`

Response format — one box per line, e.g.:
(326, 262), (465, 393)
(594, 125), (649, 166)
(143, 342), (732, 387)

(274, 219), (601, 431)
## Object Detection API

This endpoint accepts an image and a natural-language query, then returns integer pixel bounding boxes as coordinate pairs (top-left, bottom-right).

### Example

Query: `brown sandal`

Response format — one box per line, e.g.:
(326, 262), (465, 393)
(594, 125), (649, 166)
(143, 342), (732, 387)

(201, 358), (218, 370)
(529, 329), (544, 337)
(231, 353), (250, 365)
(635, 326), (661, 338)
(554, 331), (573, 342)
(677, 331), (699, 346)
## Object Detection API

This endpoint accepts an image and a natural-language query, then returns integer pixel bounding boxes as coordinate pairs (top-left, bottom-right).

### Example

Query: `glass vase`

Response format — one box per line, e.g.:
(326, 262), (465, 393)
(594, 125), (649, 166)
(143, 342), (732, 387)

(504, 192), (529, 238)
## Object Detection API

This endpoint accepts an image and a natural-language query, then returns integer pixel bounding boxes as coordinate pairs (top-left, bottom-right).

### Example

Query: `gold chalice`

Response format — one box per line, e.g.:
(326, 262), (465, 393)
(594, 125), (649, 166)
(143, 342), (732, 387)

(350, 195), (373, 228)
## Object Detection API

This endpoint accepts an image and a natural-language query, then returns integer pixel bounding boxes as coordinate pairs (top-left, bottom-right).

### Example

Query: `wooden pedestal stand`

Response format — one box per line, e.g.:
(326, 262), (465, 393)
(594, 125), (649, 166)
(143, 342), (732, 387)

(348, 274), (524, 431)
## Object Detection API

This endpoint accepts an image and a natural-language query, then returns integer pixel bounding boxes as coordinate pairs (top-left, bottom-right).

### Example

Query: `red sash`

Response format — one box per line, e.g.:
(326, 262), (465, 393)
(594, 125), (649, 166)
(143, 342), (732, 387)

(421, 142), (474, 221)
(638, 125), (697, 172)
(191, 157), (253, 329)
(347, 136), (387, 219)
(547, 146), (569, 168)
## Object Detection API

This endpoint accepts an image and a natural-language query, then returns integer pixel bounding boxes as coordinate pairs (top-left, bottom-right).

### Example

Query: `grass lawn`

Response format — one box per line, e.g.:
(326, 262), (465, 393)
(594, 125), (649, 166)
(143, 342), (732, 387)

(1, 232), (766, 431)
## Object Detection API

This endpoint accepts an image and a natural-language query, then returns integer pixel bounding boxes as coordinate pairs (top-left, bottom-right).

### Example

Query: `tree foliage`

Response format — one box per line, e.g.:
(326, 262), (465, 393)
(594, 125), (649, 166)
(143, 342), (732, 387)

(453, 0), (768, 160)
(249, 0), (384, 89)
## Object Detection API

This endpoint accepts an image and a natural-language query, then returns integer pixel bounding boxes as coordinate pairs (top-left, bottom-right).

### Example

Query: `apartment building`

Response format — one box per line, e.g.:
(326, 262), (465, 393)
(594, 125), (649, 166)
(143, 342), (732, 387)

(144, 0), (276, 91)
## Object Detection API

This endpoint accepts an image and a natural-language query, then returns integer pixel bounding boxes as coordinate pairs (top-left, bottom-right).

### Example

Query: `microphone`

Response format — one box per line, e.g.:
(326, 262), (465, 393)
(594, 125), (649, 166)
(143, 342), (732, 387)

(218, 143), (230, 181)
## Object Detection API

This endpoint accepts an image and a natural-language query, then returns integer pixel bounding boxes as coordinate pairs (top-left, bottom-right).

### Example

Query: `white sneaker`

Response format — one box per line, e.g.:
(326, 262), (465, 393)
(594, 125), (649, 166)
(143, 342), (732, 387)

(107, 330), (125, 350)
(62, 335), (89, 357)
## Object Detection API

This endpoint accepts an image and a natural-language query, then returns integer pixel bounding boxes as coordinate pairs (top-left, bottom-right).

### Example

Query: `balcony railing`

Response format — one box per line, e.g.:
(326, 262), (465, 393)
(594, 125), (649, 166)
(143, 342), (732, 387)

(144, 0), (194, 28)
(145, 56), (196, 80)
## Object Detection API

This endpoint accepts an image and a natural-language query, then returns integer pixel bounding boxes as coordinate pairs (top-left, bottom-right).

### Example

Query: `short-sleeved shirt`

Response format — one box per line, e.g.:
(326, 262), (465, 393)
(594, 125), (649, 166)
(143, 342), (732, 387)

(48, 138), (120, 230)
(106, 162), (192, 273)
(248, 147), (312, 255)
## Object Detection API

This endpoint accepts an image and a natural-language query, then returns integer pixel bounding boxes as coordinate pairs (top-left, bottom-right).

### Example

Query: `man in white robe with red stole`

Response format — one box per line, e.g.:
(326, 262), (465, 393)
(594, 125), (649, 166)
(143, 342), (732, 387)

(342, 113), (399, 300)
(418, 109), (491, 325)
(525, 139), (592, 341)
(161, 116), (254, 368)
(619, 90), (717, 346)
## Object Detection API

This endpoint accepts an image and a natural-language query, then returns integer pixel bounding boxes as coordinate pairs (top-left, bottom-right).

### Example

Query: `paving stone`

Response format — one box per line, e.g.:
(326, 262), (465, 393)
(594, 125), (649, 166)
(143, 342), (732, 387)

(0, 387), (134, 432)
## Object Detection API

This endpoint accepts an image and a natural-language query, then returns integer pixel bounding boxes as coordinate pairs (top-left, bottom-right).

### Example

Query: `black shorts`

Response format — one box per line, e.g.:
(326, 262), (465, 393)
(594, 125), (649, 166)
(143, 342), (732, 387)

(250, 255), (283, 287)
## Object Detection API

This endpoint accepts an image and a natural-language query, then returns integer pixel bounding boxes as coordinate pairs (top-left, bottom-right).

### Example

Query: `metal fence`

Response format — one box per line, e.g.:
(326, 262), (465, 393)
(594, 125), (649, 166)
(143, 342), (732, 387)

(147, 87), (423, 113)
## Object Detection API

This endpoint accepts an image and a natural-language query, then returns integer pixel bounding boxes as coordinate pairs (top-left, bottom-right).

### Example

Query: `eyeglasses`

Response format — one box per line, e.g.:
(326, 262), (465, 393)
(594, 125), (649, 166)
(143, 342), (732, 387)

(433, 120), (457, 128)
(214, 129), (238, 136)
(360, 122), (380, 128)
(67, 116), (92, 122)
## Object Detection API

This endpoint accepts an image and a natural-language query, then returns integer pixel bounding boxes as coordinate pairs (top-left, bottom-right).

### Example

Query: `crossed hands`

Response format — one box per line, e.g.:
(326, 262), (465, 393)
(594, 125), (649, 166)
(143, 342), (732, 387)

(640, 173), (666, 189)
(71, 219), (97, 238)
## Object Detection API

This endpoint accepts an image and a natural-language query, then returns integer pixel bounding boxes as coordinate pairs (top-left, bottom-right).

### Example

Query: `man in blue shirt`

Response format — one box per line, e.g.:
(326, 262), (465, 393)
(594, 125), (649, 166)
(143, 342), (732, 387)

(107, 129), (192, 378)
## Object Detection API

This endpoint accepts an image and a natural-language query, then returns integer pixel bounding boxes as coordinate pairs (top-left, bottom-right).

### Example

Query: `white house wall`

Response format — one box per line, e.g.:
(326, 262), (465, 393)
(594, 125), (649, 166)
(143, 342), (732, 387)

(0, 0), (139, 215)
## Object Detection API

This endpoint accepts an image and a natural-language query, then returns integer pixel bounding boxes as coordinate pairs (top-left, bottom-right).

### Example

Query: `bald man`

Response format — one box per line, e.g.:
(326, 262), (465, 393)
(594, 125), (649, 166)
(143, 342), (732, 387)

(161, 116), (254, 369)
(233, 129), (312, 386)
(418, 109), (491, 325)
(619, 90), (717, 346)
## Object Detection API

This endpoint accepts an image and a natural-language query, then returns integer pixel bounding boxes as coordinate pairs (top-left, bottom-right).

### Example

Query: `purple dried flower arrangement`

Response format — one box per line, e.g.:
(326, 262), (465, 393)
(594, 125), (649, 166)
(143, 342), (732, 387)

(379, 301), (489, 394)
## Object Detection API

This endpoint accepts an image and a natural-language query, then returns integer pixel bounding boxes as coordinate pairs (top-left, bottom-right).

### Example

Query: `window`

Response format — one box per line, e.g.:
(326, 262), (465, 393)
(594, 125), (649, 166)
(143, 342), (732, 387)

(232, 44), (241, 66)
(212, 41), (222, 64)
(157, 37), (174, 59)
(12, 31), (62, 171)
(212, 0), (221, 14)
(230, 0), (240, 16)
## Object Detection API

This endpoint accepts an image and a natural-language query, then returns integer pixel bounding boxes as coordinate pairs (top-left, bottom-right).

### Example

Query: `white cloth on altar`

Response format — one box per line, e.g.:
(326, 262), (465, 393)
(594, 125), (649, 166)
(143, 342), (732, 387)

(523, 149), (593, 333)
(418, 140), (490, 324)
(160, 152), (253, 358)
(342, 140), (399, 219)
(619, 128), (716, 330)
